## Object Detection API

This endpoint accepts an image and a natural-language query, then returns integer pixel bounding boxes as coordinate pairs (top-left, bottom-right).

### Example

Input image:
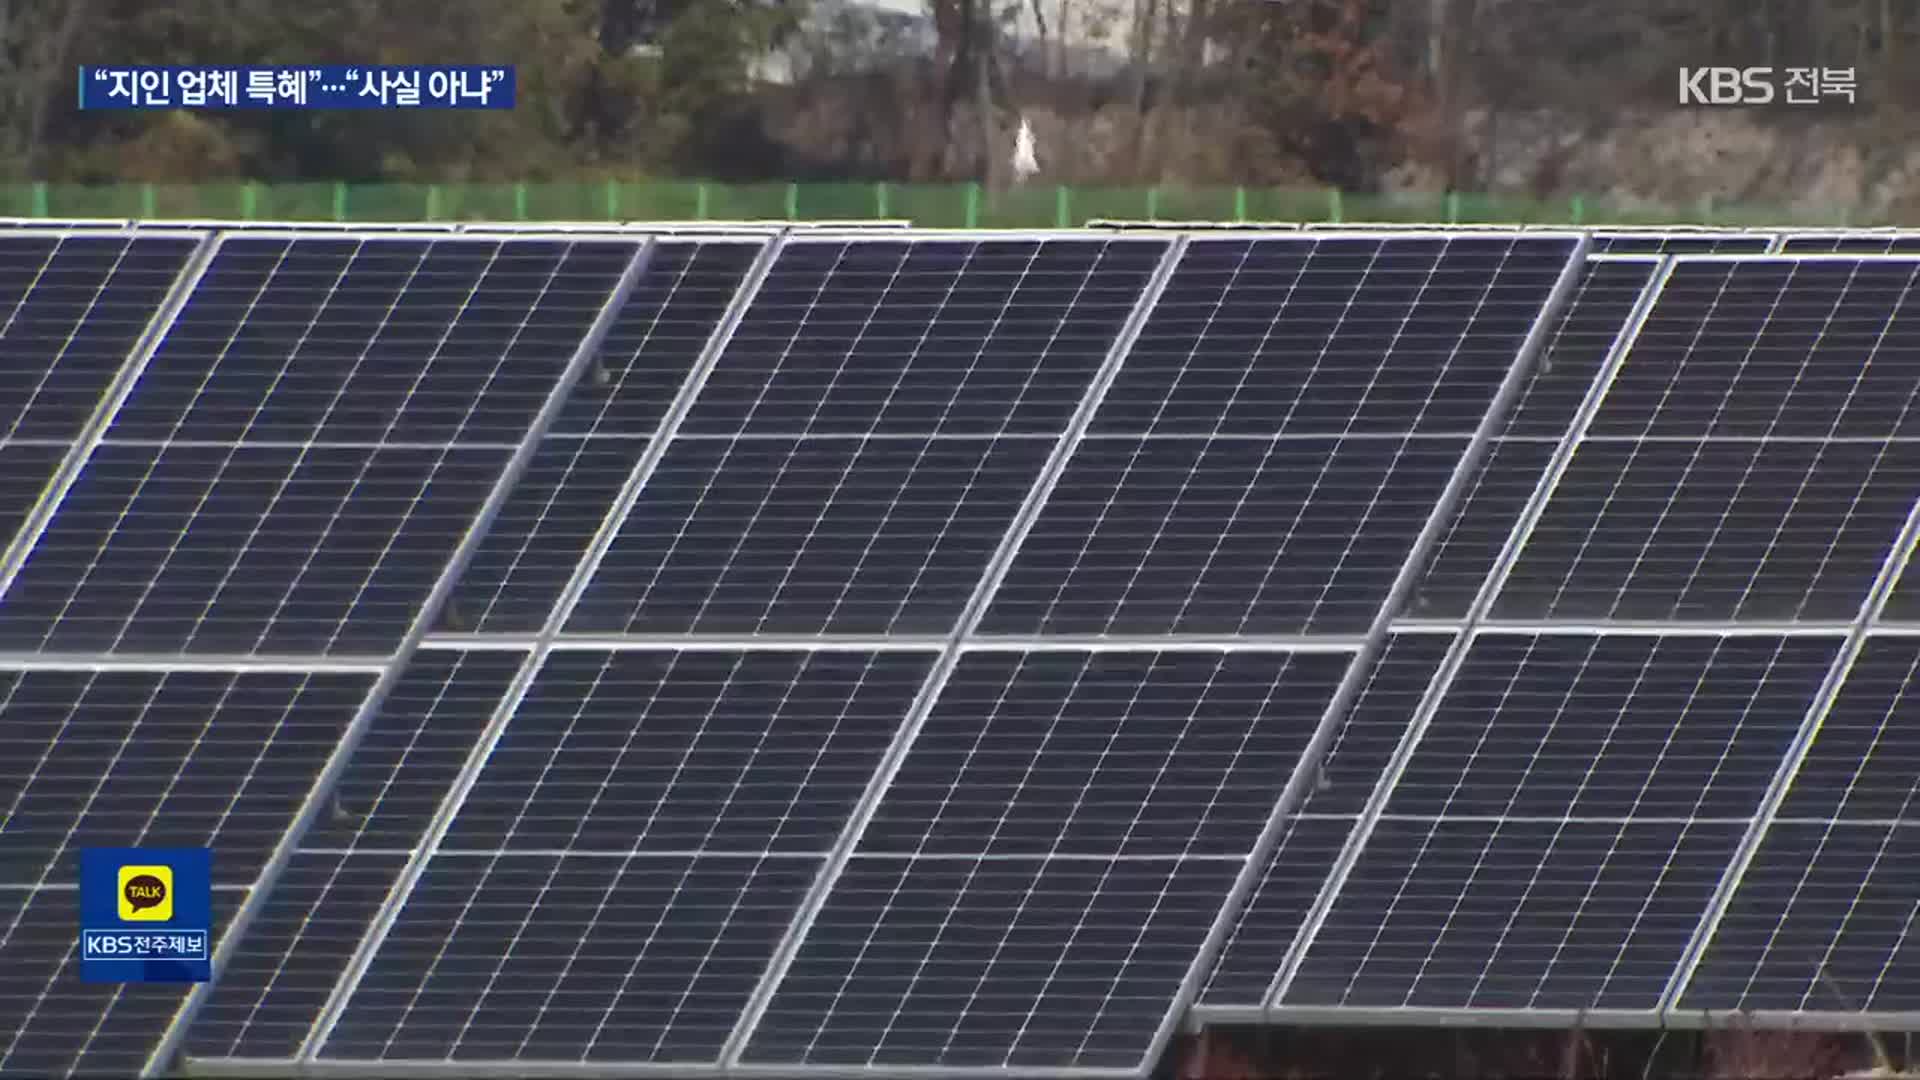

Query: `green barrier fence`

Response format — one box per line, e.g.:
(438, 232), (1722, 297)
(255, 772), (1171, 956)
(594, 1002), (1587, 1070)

(0, 180), (1891, 226)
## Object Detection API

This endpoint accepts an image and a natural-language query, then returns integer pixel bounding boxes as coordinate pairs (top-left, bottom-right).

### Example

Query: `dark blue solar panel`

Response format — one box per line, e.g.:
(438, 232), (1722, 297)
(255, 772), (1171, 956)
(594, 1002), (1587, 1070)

(0, 234), (198, 442)
(1093, 235), (1578, 436)
(1278, 633), (1837, 1012)
(107, 237), (638, 444)
(0, 443), (509, 655)
(0, 443), (64, 553)
(553, 240), (760, 438)
(741, 855), (1237, 1070)
(1589, 234), (1771, 254)
(568, 437), (1050, 636)
(683, 238), (1166, 436)
(189, 649), (524, 1059)
(442, 649), (933, 853)
(1589, 259), (1920, 439)
(1679, 822), (1920, 1013)
(439, 437), (648, 634)
(1778, 234), (1920, 254)
(1201, 633), (1451, 1006)
(861, 649), (1348, 858)
(1777, 637), (1920, 822)
(323, 853), (818, 1063)
(1495, 439), (1920, 622)
(0, 666), (375, 886)
(983, 435), (1467, 636)
(314, 649), (934, 1065)
(1681, 638), (1920, 1013)
(0, 886), (240, 1078)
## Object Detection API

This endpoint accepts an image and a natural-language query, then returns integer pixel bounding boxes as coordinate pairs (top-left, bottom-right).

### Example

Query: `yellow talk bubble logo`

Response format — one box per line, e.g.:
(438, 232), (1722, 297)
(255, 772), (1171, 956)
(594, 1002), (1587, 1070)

(117, 865), (172, 921)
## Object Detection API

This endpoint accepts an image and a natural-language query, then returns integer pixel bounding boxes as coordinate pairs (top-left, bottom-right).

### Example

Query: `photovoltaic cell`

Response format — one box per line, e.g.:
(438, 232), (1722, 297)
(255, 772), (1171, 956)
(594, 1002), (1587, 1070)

(0, 666), (376, 886)
(1201, 633), (1452, 1006)
(1092, 235), (1579, 436)
(552, 240), (760, 438)
(685, 237), (1166, 436)
(1778, 234), (1920, 254)
(1681, 638), (1920, 1013)
(188, 649), (525, 1059)
(0, 443), (510, 655)
(569, 437), (1051, 636)
(317, 650), (933, 1065)
(740, 855), (1238, 1070)
(0, 886), (240, 1079)
(107, 236), (638, 445)
(1407, 438), (1556, 620)
(0, 234), (198, 442)
(983, 435), (1467, 636)
(1587, 259), (1920, 439)
(438, 437), (649, 634)
(1589, 234), (1771, 254)
(860, 649), (1349, 858)
(1278, 633), (1838, 1012)
(1495, 439), (1920, 622)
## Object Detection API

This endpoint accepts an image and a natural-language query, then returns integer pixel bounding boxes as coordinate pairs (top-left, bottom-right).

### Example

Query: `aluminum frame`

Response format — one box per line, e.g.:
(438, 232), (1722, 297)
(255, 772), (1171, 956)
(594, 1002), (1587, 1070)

(292, 231), (788, 1062)
(716, 235), (1193, 1076)
(145, 236), (661, 1078)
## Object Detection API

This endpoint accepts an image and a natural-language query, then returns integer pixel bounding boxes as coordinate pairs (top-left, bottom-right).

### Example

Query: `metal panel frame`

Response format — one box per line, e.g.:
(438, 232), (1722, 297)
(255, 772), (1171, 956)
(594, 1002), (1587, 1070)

(183, 1059), (1145, 1079)
(717, 235), (1192, 1074)
(0, 229), (217, 601)
(1658, 447), (1920, 1015)
(146, 235), (659, 1077)
(293, 231), (787, 1062)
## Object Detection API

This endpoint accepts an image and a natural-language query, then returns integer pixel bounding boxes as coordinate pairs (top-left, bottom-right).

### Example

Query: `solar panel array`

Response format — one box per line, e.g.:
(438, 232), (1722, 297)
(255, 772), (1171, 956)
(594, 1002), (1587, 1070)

(2, 222), (1919, 1080)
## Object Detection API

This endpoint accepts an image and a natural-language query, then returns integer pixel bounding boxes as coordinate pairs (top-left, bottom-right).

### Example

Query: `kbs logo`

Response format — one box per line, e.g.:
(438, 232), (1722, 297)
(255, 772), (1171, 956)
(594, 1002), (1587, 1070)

(1680, 66), (1857, 105)
(1679, 67), (1774, 104)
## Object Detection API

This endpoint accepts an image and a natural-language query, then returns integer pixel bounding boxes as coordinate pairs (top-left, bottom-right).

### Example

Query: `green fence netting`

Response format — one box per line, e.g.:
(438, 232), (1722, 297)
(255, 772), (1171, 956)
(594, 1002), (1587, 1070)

(0, 181), (1891, 226)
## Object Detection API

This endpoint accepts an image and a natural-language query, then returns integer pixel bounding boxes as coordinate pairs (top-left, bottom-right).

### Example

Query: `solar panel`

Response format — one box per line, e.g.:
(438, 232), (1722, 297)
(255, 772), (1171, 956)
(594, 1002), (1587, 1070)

(0, 665), (375, 1077)
(436, 239), (766, 634)
(1587, 258), (1920, 439)
(1589, 234), (1773, 254)
(0, 235), (643, 657)
(1182, 634), (1454, 1008)
(1412, 258), (1660, 619)
(1495, 439), (1920, 623)
(563, 236), (1168, 639)
(308, 649), (935, 1065)
(1678, 636), (1920, 1013)
(1093, 235), (1581, 436)
(983, 434), (1468, 636)
(739, 648), (1349, 1070)
(187, 649), (525, 1060)
(17, 225), (1920, 1079)
(1272, 632), (1838, 1013)
(683, 237), (1167, 436)
(0, 232), (199, 442)
(1778, 233), (1920, 254)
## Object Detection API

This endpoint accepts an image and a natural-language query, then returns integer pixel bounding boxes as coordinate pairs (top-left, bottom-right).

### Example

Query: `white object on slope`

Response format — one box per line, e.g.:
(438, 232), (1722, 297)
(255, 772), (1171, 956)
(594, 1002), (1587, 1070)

(1011, 114), (1040, 183)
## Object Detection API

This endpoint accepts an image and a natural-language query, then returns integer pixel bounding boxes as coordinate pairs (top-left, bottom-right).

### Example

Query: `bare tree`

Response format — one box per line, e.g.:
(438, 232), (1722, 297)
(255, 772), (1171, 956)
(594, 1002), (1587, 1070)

(0, 0), (89, 176)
